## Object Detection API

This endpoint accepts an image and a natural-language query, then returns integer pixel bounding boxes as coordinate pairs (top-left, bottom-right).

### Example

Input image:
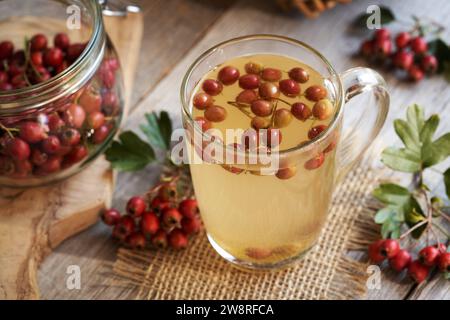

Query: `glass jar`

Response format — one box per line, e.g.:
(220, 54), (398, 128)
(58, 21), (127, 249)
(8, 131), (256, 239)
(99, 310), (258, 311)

(0, 0), (124, 187)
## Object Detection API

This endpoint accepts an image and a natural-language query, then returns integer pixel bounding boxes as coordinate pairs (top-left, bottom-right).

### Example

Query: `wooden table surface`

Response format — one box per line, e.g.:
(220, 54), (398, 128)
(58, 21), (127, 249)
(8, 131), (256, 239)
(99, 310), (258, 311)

(37, 0), (450, 300)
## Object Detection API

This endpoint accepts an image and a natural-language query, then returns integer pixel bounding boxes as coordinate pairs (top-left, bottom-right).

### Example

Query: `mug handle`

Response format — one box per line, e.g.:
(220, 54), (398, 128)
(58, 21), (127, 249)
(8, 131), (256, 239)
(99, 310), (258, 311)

(335, 67), (390, 183)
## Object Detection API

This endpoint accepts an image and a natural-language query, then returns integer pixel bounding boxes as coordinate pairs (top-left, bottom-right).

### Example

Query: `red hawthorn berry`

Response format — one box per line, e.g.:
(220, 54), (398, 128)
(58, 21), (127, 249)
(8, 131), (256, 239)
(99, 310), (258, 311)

(393, 50), (414, 70)
(168, 229), (188, 250)
(152, 230), (168, 248)
(389, 249), (412, 272)
(368, 240), (385, 263)
(181, 216), (202, 235)
(360, 40), (374, 58)
(162, 208), (183, 229)
(158, 183), (178, 201)
(395, 32), (411, 49)
(150, 196), (171, 214)
(102, 208), (121, 226)
(115, 215), (135, 239)
(437, 252), (450, 272)
(373, 38), (392, 59)
(435, 243), (447, 254)
(140, 211), (160, 236)
(408, 65), (424, 82)
(410, 36), (428, 54)
(419, 245), (441, 266)
(374, 28), (390, 40)
(380, 239), (400, 258)
(420, 55), (438, 74)
(126, 232), (146, 249)
(408, 260), (430, 283)
(126, 196), (146, 217)
(112, 224), (127, 242)
(178, 198), (199, 219)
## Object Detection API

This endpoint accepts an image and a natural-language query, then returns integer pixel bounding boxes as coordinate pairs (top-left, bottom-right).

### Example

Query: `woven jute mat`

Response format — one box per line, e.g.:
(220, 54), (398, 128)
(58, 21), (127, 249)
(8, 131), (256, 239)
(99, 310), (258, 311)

(107, 165), (382, 300)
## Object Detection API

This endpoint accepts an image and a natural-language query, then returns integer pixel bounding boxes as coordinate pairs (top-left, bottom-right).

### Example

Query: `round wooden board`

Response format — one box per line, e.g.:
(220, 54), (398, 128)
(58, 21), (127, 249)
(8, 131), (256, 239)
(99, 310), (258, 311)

(0, 12), (143, 299)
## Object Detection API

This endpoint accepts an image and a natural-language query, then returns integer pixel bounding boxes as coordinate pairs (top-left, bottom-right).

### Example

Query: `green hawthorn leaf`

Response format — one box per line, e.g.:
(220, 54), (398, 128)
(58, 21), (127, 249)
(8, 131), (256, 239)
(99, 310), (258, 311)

(422, 133), (450, 168)
(105, 131), (155, 171)
(140, 111), (173, 150)
(394, 119), (421, 153)
(428, 38), (450, 73)
(444, 167), (450, 199)
(373, 183), (410, 205)
(420, 114), (439, 143)
(381, 147), (421, 172)
(406, 104), (425, 134)
(374, 207), (394, 224)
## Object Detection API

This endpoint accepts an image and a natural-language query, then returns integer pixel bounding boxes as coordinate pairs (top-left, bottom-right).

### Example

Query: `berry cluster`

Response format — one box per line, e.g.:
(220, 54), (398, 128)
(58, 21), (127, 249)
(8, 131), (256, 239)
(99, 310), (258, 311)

(0, 33), (120, 179)
(369, 239), (449, 283)
(360, 28), (438, 82)
(192, 61), (337, 178)
(102, 183), (202, 250)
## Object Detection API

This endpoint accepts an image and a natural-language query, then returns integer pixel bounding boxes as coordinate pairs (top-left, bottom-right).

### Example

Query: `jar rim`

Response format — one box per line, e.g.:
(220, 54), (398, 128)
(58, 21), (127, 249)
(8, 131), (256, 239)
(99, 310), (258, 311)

(0, 0), (105, 113)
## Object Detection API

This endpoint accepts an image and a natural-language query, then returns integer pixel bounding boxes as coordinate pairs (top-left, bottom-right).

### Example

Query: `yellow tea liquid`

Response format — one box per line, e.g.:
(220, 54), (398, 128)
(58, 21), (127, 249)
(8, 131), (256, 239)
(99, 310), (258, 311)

(188, 54), (338, 267)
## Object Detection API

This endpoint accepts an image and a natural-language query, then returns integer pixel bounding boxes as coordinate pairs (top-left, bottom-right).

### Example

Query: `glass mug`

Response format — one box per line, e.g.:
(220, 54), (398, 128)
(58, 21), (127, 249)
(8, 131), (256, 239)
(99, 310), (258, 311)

(180, 35), (389, 270)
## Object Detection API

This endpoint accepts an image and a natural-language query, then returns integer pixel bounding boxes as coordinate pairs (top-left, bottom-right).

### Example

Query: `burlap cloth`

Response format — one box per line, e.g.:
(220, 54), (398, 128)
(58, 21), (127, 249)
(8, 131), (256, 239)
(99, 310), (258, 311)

(107, 165), (382, 299)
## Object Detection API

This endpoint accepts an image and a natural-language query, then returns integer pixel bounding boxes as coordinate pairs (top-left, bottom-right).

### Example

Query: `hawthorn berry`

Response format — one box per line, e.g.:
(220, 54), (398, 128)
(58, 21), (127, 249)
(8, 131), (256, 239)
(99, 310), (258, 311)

(30, 34), (48, 52)
(239, 74), (260, 90)
(261, 68), (282, 82)
(389, 249), (411, 272)
(308, 124), (327, 140)
(288, 67), (309, 83)
(395, 32), (411, 49)
(41, 135), (61, 154)
(273, 109), (292, 128)
(181, 216), (202, 235)
(251, 100), (272, 117)
(304, 153), (325, 170)
(374, 28), (390, 40)
(373, 37), (392, 59)
(92, 125), (110, 144)
(0, 41), (14, 60)
(59, 128), (81, 146)
(275, 166), (297, 180)
(380, 239), (400, 258)
(140, 211), (160, 235)
(193, 92), (213, 110)
(236, 89), (258, 104)
(126, 232), (146, 249)
(393, 50), (414, 70)
(168, 229), (188, 250)
(408, 65), (424, 82)
(410, 36), (428, 54)
(19, 121), (46, 143)
(162, 208), (183, 229)
(117, 215), (135, 237)
(420, 55), (438, 74)
(360, 40), (374, 58)
(6, 138), (31, 161)
(202, 79), (223, 96)
(126, 196), (146, 217)
(437, 252), (450, 272)
(152, 230), (168, 248)
(368, 240), (385, 263)
(408, 260), (429, 283)
(102, 208), (122, 226)
(150, 196), (171, 214)
(218, 66), (240, 85)
(158, 183), (178, 201)
(279, 79), (300, 97)
(244, 62), (262, 74)
(305, 85), (327, 102)
(291, 102), (311, 121)
(44, 48), (64, 68)
(54, 33), (70, 50)
(204, 105), (227, 122)
(312, 99), (333, 120)
(259, 82), (280, 99)
(178, 199), (199, 219)
(419, 245), (440, 266)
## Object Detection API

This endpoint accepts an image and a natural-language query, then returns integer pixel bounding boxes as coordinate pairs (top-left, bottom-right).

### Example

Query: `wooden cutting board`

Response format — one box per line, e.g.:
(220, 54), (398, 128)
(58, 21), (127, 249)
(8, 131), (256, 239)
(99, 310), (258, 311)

(0, 11), (143, 300)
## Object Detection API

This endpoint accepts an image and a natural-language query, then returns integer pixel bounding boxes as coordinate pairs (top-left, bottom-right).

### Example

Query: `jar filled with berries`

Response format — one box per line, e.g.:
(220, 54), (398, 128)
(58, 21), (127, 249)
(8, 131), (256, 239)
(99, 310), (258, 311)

(0, 0), (124, 187)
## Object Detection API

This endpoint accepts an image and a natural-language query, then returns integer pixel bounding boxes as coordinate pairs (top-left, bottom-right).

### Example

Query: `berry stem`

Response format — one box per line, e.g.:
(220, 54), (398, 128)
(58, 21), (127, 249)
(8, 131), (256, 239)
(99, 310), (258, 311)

(0, 123), (19, 138)
(227, 101), (253, 119)
(273, 97), (292, 106)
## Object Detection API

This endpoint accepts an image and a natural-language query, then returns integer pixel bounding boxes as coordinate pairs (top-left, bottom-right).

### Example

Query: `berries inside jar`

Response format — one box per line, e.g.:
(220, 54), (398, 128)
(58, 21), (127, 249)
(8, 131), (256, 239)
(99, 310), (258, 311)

(0, 33), (122, 185)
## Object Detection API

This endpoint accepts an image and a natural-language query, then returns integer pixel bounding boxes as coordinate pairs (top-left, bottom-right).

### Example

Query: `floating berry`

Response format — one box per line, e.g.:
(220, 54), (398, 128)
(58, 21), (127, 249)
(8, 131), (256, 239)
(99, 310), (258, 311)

(152, 230), (168, 248)
(419, 245), (440, 266)
(305, 85), (327, 102)
(19, 121), (46, 143)
(389, 249), (411, 272)
(273, 109), (292, 128)
(158, 183), (178, 201)
(47, 113), (65, 132)
(410, 36), (428, 54)
(30, 34), (48, 52)
(92, 125), (110, 144)
(393, 50), (414, 70)
(0, 41), (14, 60)
(87, 111), (105, 130)
(241, 128), (259, 151)
(63, 103), (86, 128)
(264, 128), (282, 148)
(79, 88), (102, 114)
(202, 79), (223, 96)
(395, 32), (411, 49)
(168, 229), (188, 249)
(261, 67), (282, 82)
(259, 82), (279, 99)
(251, 99), (272, 117)
(239, 74), (260, 90)
(194, 116), (212, 132)
(420, 55), (438, 74)
(244, 61), (262, 74)
(308, 124), (327, 140)
(438, 252), (450, 272)
(140, 211), (160, 235)
(193, 92), (213, 110)
(380, 239), (400, 258)
(102, 208), (122, 226)
(304, 153), (325, 170)
(44, 48), (64, 68)
(251, 116), (270, 130)
(126, 196), (146, 217)
(279, 79), (300, 97)
(236, 89), (257, 104)
(408, 260), (429, 283)
(246, 248), (272, 260)
(218, 66), (240, 85)
(162, 208), (183, 229)
(275, 167), (297, 180)
(6, 138), (30, 161)
(178, 198), (199, 219)
(54, 33), (70, 50)
(408, 65), (424, 82)
(181, 216), (202, 235)
(288, 67), (309, 83)
(368, 240), (385, 263)
(126, 232), (146, 249)
(291, 102), (311, 121)
(312, 99), (333, 120)
(204, 105), (227, 122)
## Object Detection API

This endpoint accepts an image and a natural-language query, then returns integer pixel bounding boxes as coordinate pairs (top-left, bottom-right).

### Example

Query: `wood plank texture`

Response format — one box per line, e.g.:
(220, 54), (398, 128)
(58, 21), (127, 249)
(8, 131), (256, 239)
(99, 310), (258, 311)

(37, 0), (450, 299)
